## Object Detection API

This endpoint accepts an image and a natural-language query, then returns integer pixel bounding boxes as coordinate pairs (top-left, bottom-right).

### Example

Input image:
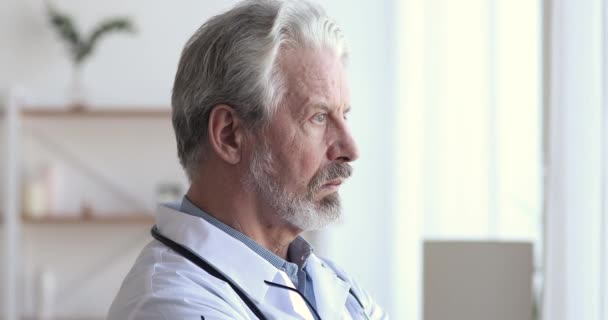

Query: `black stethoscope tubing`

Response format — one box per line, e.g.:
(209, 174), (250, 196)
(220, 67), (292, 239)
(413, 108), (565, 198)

(151, 225), (268, 319)
(151, 225), (367, 320)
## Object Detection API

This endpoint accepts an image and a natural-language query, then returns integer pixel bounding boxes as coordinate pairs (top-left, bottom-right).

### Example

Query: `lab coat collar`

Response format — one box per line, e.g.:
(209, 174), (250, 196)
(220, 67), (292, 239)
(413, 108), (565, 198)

(155, 204), (352, 318)
(155, 204), (279, 302)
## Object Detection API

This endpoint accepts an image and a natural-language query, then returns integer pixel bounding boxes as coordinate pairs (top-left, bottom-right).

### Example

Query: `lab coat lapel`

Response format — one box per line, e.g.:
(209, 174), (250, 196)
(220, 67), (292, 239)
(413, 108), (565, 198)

(307, 255), (351, 320)
(156, 204), (317, 319)
(156, 205), (276, 302)
(263, 272), (316, 320)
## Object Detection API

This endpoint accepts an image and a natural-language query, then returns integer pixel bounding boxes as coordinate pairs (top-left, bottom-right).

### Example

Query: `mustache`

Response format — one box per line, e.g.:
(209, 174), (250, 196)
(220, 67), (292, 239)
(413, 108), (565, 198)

(309, 162), (353, 191)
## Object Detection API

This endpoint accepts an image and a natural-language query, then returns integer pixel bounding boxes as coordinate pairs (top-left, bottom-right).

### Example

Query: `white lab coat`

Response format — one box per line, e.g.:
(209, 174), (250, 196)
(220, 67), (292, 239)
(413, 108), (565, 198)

(107, 204), (388, 320)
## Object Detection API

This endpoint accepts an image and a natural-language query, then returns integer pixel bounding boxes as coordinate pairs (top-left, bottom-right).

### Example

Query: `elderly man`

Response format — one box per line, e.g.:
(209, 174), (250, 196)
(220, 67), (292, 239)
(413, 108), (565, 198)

(108, 0), (386, 319)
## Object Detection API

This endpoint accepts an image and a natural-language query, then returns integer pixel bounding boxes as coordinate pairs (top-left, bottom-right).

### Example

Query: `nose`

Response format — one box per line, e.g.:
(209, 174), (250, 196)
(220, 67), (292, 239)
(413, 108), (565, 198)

(328, 122), (359, 163)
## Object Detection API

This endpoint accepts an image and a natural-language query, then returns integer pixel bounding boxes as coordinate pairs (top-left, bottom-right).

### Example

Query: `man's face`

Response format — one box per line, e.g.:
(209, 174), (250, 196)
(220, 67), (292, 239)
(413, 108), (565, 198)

(245, 47), (359, 231)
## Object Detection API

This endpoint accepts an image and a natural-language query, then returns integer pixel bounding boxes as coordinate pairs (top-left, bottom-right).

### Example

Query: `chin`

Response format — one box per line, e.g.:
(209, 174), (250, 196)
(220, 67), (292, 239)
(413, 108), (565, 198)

(282, 193), (343, 231)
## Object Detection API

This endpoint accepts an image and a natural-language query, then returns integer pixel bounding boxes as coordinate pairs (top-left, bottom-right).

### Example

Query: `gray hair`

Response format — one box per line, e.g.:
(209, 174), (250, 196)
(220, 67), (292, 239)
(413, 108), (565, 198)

(171, 0), (349, 181)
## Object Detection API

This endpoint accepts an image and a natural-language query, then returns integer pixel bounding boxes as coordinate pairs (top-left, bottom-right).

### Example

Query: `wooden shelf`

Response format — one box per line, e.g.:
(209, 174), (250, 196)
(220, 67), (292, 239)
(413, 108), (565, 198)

(22, 214), (155, 225)
(21, 107), (171, 118)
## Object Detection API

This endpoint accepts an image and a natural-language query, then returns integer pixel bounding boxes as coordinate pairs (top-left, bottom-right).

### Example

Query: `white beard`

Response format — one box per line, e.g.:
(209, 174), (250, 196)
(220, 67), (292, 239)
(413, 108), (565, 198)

(243, 143), (342, 231)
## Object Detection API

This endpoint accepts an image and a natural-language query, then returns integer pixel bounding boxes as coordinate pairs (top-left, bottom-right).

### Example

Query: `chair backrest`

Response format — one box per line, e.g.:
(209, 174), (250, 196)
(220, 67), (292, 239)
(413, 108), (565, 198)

(423, 240), (534, 320)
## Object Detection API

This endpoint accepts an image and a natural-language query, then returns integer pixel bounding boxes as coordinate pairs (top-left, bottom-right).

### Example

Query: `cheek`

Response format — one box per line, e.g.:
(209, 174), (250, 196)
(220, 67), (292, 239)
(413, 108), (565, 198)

(277, 143), (325, 187)
(294, 145), (327, 185)
(270, 122), (328, 185)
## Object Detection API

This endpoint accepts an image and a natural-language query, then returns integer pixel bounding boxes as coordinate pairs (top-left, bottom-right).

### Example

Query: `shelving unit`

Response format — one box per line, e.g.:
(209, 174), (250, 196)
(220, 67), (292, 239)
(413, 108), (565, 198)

(22, 214), (155, 225)
(1, 97), (179, 320)
(21, 107), (171, 118)
(15, 105), (172, 225)
(3, 88), (21, 320)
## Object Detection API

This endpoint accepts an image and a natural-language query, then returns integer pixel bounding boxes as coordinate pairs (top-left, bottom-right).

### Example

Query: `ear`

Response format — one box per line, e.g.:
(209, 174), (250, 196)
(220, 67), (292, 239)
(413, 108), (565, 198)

(207, 104), (244, 165)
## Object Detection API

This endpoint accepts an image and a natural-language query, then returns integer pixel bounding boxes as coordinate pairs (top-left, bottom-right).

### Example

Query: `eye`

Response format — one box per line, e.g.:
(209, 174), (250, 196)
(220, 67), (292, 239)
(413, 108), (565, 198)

(344, 110), (351, 120)
(311, 113), (327, 124)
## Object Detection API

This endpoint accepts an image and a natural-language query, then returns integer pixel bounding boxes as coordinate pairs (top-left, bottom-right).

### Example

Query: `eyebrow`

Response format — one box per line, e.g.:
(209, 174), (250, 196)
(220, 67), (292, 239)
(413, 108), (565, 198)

(309, 103), (351, 114)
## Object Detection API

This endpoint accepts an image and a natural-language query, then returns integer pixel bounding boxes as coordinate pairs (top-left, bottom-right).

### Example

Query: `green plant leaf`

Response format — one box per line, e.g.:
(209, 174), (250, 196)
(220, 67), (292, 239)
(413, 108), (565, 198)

(46, 2), (82, 61)
(78, 17), (136, 63)
(46, 2), (136, 65)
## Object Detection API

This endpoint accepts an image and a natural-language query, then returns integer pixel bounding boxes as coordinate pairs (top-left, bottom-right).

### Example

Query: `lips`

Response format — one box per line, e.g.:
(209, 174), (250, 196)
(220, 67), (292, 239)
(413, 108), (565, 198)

(309, 162), (352, 192)
(323, 178), (343, 187)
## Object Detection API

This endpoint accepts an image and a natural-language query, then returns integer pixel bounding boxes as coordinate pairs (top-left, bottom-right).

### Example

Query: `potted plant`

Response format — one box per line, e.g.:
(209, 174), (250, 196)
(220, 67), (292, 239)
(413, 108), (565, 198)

(47, 3), (136, 109)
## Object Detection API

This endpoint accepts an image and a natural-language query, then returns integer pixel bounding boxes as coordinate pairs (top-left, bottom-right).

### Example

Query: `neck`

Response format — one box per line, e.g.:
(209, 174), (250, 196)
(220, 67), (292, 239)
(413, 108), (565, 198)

(187, 170), (300, 260)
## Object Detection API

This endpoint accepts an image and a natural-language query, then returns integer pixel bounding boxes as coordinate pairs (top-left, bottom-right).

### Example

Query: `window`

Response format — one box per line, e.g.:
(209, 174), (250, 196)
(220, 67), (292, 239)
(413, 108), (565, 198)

(396, 0), (542, 318)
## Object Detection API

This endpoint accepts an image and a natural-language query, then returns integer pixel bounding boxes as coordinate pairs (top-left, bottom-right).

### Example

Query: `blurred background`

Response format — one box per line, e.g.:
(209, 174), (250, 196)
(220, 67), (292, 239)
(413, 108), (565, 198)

(0, 0), (604, 319)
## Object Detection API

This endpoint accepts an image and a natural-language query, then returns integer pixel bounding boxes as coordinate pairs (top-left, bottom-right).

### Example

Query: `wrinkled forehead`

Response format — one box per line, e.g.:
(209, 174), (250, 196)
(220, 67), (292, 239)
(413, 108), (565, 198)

(276, 47), (351, 114)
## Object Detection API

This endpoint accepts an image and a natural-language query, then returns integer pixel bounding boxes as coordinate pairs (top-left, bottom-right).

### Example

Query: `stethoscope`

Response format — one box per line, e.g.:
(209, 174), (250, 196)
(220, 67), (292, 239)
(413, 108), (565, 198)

(151, 225), (369, 320)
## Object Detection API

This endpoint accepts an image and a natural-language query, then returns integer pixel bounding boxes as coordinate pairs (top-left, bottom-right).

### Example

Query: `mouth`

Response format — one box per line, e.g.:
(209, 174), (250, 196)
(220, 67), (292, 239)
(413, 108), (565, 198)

(322, 178), (343, 188)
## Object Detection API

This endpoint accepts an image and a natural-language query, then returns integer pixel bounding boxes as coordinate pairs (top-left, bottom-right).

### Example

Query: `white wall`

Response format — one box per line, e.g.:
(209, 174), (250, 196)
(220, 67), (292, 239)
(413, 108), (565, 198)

(542, 0), (606, 319)
(1, 0), (399, 318)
